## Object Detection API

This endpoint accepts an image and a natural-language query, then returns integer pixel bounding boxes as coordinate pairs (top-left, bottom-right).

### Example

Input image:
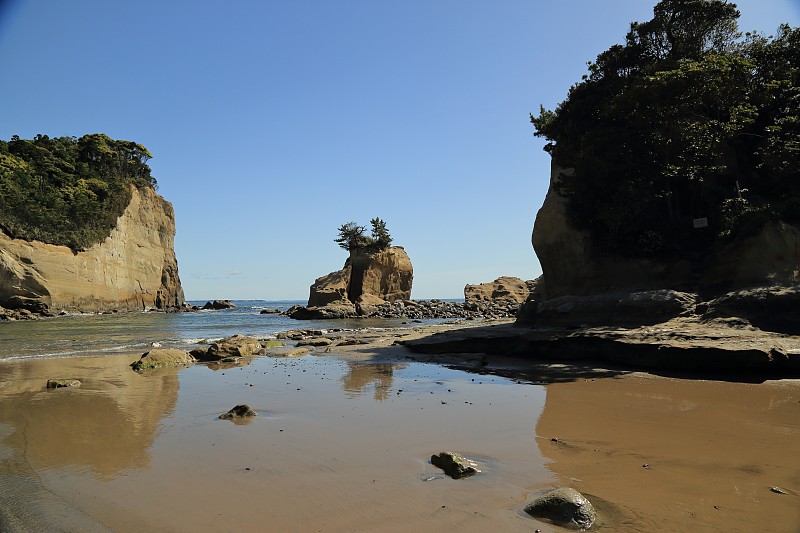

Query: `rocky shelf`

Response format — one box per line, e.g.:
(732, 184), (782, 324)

(285, 298), (523, 321)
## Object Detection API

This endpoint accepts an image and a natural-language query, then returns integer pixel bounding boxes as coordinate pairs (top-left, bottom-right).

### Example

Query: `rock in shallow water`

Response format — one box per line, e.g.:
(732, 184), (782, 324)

(130, 348), (195, 372)
(524, 487), (596, 530)
(430, 452), (480, 479)
(219, 404), (257, 420)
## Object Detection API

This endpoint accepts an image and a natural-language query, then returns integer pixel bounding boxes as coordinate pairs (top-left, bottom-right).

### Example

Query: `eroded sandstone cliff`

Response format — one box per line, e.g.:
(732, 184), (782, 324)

(0, 186), (184, 312)
(522, 160), (800, 331)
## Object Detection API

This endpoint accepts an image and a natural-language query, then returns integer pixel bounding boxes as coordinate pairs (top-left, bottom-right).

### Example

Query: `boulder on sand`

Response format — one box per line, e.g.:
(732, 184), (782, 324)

(194, 334), (262, 362)
(131, 348), (195, 372)
(524, 487), (596, 530)
(430, 452), (480, 479)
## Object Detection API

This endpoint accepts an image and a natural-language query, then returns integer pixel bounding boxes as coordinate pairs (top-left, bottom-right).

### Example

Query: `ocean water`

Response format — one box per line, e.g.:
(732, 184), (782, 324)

(0, 300), (454, 361)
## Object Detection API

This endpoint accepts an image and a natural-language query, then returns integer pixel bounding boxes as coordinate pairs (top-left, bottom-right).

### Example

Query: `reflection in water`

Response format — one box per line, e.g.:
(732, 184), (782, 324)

(0, 354), (179, 530)
(341, 362), (406, 401)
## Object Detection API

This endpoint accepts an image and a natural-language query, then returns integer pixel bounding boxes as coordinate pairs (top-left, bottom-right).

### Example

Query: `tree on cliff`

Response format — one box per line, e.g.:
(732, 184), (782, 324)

(0, 133), (157, 251)
(532, 0), (800, 258)
(335, 218), (393, 253)
(369, 217), (393, 250)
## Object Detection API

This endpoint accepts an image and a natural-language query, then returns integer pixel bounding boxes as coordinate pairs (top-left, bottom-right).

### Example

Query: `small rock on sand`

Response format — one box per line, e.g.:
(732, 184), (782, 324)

(46, 378), (81, 389)
(430, 452), (480, 479)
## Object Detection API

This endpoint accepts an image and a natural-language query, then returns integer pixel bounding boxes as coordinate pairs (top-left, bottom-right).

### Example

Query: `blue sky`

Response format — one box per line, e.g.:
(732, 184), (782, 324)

(1, 1), (798, 300)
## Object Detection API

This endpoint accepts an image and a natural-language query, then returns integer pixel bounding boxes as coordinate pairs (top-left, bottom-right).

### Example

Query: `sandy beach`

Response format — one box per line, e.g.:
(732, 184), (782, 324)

(1, 322), (799, 532)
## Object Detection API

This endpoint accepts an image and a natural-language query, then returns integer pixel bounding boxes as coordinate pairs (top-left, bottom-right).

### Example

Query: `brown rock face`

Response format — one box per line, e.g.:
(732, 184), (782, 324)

(307, 246), (413, 308)
(0, 186), (185, 312)
(531, 160), (800, 299)
(464, 276), (534, 304)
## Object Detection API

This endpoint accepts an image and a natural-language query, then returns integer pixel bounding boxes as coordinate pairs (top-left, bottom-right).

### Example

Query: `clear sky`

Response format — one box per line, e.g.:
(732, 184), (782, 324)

(1, 1), (798, 300)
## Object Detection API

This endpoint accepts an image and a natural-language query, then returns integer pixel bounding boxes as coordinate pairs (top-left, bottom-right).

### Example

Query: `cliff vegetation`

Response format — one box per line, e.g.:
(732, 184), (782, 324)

(0, 133), (157, 252)
(532, 0), (800, 259)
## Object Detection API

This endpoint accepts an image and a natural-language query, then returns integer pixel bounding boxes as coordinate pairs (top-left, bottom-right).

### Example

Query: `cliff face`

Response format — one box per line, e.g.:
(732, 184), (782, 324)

(531, 160), (800, 299)
(523, 159), (800, 329)
(0, 186), (184, 312)
(308, 246), (413, 309)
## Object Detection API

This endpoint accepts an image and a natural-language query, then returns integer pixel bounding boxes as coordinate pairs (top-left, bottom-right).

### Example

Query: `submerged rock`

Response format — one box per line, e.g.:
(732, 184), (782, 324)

(262, 340), (286, 349)
(46, 378), (81, 389)
(219, 404), (257, 420)
(430, 452), (480, 479)
(296, 338), (333, 347)
(268, 347), (310, 358)
(524, 487), (596, 530)
(131, 348), (195, 372)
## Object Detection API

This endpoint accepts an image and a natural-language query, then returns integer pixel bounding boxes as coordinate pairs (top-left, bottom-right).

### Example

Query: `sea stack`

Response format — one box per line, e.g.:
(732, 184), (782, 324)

(288, 246), (413, 319)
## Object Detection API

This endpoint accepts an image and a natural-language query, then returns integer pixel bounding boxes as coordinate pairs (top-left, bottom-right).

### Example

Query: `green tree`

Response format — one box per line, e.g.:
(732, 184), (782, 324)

(335, 222), (368, 252)
(334, 218), (393, 253)
(369, 217), (393, 250)
(0, 133), (158, 251)
(532, 0), (800, 257)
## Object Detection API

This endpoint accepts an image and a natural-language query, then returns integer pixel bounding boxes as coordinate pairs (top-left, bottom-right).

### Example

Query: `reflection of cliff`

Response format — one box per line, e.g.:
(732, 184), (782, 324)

(341, 362), (405, 401)
(0, 355), (179, 477)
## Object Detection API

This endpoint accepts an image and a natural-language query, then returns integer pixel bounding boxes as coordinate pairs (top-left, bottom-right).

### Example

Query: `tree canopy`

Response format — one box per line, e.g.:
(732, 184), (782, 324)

(335, 218), (393, 253)
(532, 0), (800, 258)
(0, 133), (157, 251)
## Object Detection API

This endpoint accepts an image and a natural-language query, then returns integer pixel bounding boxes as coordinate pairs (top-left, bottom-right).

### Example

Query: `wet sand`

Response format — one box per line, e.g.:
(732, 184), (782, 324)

(1, 323), (799, 532)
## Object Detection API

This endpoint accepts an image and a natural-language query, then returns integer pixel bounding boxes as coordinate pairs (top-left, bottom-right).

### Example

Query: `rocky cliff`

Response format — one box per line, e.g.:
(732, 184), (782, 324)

(522, 160), (800, 331)
(0, 186), (184, 313)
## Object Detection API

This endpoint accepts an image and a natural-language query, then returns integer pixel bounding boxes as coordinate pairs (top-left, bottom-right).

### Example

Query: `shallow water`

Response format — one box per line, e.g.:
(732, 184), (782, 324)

(2, 307), (800, 531)
(0, 351), (550, 532)
(0, 300), (449, 361)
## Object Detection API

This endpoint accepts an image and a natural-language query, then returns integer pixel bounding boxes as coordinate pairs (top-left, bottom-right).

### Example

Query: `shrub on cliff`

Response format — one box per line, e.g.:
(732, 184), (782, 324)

(532, 0), (800, 258)
(335, 218), (393, 253)
(0, 133), (157, 251)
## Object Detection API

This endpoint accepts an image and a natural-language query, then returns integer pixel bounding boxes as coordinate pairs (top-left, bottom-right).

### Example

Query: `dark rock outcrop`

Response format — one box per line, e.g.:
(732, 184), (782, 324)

(519, 160), (800, 333)
(286, 298), (522, 321)
(402, 320), (800, 375)
(526, 289), (696, 328)
(202, 300), (236, 310)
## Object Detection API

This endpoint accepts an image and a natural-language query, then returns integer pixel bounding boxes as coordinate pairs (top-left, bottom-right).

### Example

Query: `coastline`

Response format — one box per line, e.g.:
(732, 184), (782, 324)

(1, 320), (799, 531)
